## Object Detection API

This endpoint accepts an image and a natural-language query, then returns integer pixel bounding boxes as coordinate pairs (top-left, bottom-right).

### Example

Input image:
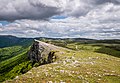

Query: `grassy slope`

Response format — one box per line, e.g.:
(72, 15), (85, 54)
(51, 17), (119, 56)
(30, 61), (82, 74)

(0, 39), (33, 82)
(0, 46), (22, 62)
(4, 41), (120, 83)
(66, 43), (120, 58)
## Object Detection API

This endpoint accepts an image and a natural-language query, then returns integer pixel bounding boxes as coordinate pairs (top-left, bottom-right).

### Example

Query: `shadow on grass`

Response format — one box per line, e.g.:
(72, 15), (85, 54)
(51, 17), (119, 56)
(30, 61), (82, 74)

(95, 47), (120, 58)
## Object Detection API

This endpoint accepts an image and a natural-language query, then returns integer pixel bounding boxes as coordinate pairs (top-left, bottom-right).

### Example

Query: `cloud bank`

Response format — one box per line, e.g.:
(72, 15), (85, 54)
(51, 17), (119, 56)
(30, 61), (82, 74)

(0, 0), (120, 20)
(0, 0), (63, 21)
(0, 0), (120, 39)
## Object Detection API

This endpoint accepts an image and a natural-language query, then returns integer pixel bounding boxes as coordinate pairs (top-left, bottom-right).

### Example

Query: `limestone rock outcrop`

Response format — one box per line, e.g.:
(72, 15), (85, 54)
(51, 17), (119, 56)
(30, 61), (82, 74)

(28, 39), (57, 64)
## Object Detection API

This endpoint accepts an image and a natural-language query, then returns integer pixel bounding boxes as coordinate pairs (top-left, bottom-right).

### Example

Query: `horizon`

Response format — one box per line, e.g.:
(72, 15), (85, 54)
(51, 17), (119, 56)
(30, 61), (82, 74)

(1, 34), (120, 40)
(0, 0), (120, 39)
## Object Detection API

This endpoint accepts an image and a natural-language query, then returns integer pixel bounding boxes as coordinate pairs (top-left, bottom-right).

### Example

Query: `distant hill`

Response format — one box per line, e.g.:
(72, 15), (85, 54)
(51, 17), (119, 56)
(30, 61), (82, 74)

(0, 35), (120, 48)
(0, 35), (94, 48)
(96, 39), (120, 44)
(0, 35), (33, 48)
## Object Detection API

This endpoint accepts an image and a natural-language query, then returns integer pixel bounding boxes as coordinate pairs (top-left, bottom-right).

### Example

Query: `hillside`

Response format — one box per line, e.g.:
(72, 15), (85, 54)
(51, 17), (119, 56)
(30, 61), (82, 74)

(0, 35), (33, 48)
(0, 36), (34, 82)
(0, 36), (120, 83)
(3, 40), (120, 83)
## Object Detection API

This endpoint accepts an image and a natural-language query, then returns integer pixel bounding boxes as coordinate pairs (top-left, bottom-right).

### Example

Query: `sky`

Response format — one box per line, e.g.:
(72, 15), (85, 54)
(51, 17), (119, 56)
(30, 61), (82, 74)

(0, 0), (120, 39)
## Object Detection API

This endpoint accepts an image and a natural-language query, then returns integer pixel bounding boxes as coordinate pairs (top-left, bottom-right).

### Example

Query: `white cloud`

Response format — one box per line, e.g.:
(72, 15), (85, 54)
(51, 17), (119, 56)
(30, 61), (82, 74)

(1, 0), (120, 20)
(0, 0), (120, 39)
(0, 0), (62, 21)
(0, 16), (120, 39)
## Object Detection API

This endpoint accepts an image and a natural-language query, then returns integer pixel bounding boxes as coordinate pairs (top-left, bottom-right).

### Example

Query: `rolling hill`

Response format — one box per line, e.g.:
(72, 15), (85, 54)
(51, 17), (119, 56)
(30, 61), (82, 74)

(0, 35), (120, 83)
(0, 35), (33, 48)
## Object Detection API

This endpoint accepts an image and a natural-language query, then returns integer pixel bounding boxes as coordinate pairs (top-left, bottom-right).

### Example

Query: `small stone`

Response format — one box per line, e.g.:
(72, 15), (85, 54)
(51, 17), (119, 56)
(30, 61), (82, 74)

(85, 75), (88, 77)
(86, 72), (91, 75)
(47, 81), (53, 83)
(88, 57), (91, 59)
(90, 62), (94, 65)
(104, 73), (110, 76)
(15, 76), (19, 79)
(110, 74), (116, 76)
(63, 61), (66, 65)
(72, 71), (75, 74)
(98, 79), (101, 81)
(60, 70), (65, 73)
(96, 57), (99, 59)
(111, 71), (115, 73)
(103, 69), (108, 72)
(60, 81), (66, 83)
(118, 75), (120, 77)
(98, 75), (102, 78)
(117, 60), (120, 62)
(94, 73), (98, 76)
(53, 62), (58, 64)
(27, 71), (32, 73)
(78, 75), (84, 80)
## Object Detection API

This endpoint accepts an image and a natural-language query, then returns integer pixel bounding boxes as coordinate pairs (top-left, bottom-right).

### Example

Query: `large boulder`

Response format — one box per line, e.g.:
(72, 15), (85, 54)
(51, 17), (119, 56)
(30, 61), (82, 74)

(28, 39), (56, 65)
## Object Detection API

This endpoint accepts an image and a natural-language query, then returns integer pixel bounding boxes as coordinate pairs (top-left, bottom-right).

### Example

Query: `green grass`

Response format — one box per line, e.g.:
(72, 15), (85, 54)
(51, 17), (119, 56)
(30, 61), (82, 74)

(40, 39), (120, 57)
(65, 43), (120, 58)
(0, 49), (29, 82)
(0, 46), (23, 62)
(4, 61), (32, 80)
(0, 50), (28, 73)
(0, 38), (33, 82)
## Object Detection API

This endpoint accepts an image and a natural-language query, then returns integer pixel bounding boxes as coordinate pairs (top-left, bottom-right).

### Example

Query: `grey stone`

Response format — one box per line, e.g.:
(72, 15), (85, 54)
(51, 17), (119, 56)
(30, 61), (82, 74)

(28, 39), (56, 64)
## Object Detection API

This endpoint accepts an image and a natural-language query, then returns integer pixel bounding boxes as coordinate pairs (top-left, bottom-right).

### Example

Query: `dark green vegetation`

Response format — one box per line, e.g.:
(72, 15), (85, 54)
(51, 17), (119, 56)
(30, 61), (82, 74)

(0, 35), (33, 48)
(0, 36), (34, 82)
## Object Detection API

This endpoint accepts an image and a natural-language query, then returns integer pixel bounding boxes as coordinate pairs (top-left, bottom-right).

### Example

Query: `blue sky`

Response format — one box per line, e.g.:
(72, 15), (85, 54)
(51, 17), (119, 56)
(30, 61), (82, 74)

(51, 16), (67, 19)
(0, 21), (9, 26)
